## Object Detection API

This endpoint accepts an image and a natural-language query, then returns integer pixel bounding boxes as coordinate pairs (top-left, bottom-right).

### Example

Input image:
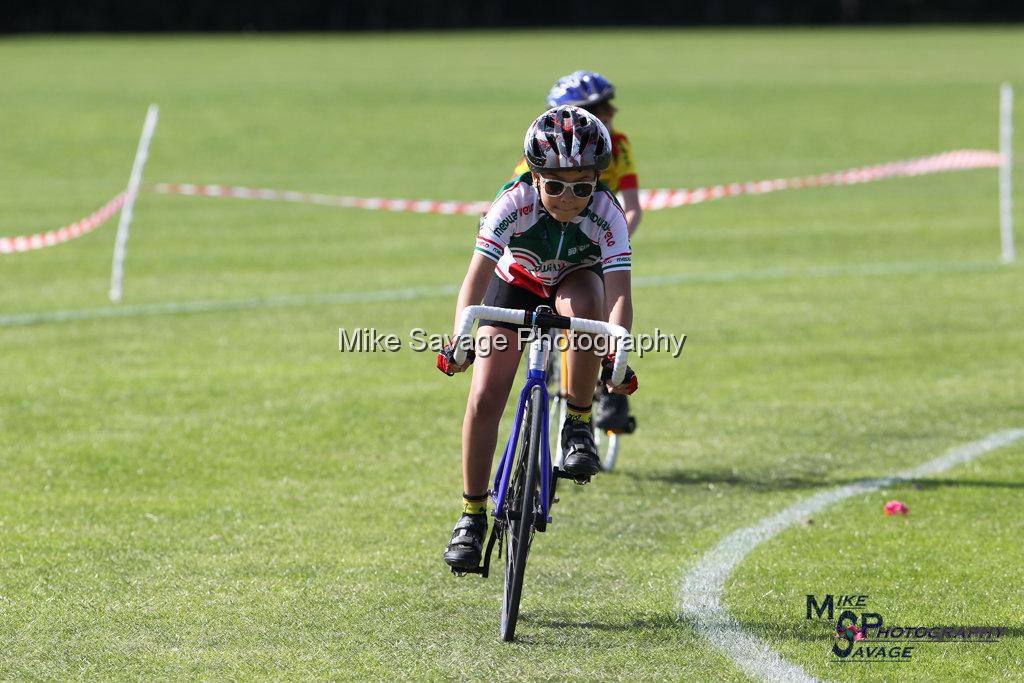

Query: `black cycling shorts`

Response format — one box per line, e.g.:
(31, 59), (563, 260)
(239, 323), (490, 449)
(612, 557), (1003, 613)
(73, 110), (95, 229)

(479, 265), (603, 331)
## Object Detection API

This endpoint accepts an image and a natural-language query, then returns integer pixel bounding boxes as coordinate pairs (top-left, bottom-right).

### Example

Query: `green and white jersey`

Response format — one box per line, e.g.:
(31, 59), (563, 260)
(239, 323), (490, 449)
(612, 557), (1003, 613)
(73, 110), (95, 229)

(475, 172), (632, 298)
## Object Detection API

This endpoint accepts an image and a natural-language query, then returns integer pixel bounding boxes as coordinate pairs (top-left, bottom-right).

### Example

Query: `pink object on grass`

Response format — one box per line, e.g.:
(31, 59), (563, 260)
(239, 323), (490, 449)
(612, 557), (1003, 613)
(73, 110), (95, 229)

(884, 500), (909, 515)
(837, 625), (864, 641)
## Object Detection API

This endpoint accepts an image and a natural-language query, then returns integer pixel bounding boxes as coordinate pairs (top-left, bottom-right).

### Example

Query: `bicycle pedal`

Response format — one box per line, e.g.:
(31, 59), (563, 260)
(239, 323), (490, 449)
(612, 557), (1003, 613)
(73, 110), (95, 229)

(554, 468), (592, 485)
(451, 566), (486, 577)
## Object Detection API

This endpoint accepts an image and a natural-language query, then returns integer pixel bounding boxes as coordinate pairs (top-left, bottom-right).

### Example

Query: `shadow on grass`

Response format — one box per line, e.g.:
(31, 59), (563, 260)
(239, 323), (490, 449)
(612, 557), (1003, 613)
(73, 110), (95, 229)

(519, 612), (679, 632)
(510, 612), (684, 645)
(677, 616), (831, 643)
(625, 468), (1024, 492)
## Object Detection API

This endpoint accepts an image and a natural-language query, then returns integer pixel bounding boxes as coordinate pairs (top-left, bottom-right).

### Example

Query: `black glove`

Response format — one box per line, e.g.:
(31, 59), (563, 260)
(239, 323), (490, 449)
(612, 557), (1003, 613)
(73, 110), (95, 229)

(436, 341), (475, 376)
(599, 353), (638, 395)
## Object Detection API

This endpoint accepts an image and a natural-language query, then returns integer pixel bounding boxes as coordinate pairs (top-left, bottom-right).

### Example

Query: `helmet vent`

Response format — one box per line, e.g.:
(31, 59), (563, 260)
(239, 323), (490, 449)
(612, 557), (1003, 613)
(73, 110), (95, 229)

(545, 133), (560, 159)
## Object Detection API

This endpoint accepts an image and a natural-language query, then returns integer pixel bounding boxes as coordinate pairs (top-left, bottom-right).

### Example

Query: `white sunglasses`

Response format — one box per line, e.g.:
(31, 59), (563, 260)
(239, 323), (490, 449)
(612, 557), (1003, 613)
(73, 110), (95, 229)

(536, 175), (597, 198)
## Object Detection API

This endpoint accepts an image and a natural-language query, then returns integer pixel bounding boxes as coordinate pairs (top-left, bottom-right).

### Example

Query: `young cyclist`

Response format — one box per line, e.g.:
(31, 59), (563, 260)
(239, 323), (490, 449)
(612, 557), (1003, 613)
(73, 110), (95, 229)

(513, 70), (641, 439)
(437, 106), (639, 571)
(512, 70), (642, 236)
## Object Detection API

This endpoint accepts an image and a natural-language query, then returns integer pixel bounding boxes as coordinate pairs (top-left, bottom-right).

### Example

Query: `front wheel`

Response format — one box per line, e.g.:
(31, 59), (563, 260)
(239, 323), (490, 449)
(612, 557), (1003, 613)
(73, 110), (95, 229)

(500, 385), (542, 642)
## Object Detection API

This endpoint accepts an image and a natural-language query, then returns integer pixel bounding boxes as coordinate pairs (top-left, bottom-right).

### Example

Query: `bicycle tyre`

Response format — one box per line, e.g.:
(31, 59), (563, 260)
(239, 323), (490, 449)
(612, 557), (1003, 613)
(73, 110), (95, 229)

(500, 385), (542, 642)
(548, 348), (567, 468)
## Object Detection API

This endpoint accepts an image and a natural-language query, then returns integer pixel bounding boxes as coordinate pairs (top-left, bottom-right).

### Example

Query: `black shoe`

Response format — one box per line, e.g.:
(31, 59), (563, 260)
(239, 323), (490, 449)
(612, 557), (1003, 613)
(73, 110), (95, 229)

(560, 419), (601, 478)
(444, 513), (487, 570)
(594, 386), (634, 432)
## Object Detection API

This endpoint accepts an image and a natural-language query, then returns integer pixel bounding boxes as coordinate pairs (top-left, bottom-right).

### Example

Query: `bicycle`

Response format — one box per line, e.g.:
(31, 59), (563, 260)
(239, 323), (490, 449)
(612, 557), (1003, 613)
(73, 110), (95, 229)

(548, 339), (636, 472)
(450, 304), (630, 642)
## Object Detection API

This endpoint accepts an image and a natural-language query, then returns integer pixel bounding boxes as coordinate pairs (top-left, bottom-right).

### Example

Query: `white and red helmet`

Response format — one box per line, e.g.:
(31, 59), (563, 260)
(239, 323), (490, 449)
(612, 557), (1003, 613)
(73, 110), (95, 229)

(523, 105), (612, 173)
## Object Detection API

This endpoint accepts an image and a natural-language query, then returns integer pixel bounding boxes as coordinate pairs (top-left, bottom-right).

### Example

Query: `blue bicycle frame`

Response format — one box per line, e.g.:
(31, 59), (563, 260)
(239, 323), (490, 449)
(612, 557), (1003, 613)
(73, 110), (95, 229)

(491, 333), (554, 526)
(449, 303), (629, 533)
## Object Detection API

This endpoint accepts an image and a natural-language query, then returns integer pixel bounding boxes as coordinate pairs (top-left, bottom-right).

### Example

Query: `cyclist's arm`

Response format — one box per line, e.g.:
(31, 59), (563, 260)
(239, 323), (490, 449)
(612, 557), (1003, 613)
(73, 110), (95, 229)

(452, 253), (496, 337)
(619, 187), (643, 237)
(603, 269), (637, 394)
(597, 186), (632, 330)
(456, 177), (526, 335)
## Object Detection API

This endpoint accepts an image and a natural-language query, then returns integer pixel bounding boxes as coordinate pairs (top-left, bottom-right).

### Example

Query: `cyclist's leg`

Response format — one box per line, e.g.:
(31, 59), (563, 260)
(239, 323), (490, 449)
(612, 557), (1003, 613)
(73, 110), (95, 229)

(461, 324), (523, 496)
(445, 325), (521, 570)
(554, 268), (604, 405)
(553, 268), (604, 477)
(461, 273), (551, 496)
(446, 275), (545, 570)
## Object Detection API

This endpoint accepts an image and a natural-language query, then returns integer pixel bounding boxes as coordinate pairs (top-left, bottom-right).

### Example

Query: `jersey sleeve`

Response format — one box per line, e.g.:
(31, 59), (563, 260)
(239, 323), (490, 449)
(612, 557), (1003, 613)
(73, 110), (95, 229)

(598, 192), (632, 274)
(475, 180), (525, 263)
(614, 132), (638, 190)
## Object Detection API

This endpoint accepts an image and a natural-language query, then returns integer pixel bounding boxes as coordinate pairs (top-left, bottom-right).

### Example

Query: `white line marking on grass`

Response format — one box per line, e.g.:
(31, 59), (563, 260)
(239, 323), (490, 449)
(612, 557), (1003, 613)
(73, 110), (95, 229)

(633, 258), (1007, 288)
(0, 285), (458, 327)
(0, 259), (1015, 328)
(679, 429), (1024, 683)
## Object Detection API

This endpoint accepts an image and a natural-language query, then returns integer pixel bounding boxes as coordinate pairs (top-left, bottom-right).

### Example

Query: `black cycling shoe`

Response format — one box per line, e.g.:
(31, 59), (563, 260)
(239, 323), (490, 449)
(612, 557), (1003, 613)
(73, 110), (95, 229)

(594, 386), (633, 432)
(560, 419), (601, 479)
(444, 513), (487, 571)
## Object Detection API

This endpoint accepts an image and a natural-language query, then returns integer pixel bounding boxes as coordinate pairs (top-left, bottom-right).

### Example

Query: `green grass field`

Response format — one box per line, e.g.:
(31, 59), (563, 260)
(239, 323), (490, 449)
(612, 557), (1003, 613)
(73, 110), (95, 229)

(2, 29), (1023, 681)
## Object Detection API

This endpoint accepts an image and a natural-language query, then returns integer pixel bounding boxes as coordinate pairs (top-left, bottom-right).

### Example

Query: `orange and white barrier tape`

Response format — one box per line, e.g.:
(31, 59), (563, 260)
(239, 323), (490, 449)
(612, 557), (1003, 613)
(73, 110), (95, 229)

(0, 192), (127, 254)
(150, 183), (492, 215)
(151, 149), (1004, 216)
(639, 149), (1004, 210)
(0, 149), (1005, 255)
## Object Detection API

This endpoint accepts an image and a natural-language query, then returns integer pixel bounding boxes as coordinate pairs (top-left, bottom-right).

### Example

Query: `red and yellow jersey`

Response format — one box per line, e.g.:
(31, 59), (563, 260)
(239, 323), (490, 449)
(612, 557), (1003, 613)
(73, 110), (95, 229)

(512, 128), (637, 194)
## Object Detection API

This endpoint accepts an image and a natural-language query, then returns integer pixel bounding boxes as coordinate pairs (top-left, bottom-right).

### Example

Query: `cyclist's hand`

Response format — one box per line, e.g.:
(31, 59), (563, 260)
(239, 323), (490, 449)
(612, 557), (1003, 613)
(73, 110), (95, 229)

(600, 353), (638, 395)
(436, 340), (476, 376)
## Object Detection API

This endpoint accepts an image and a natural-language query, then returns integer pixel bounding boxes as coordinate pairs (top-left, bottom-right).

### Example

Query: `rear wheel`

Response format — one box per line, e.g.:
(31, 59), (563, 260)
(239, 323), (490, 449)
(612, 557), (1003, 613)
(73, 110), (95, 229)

(547, 349), (566, 468)
(500, 385), (542, 642)
(600, 431), (620, 471)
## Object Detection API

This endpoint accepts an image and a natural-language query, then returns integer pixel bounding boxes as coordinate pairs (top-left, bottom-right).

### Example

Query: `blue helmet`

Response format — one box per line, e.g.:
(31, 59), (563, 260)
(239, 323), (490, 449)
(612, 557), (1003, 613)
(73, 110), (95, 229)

(546, 70), (616, 108)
